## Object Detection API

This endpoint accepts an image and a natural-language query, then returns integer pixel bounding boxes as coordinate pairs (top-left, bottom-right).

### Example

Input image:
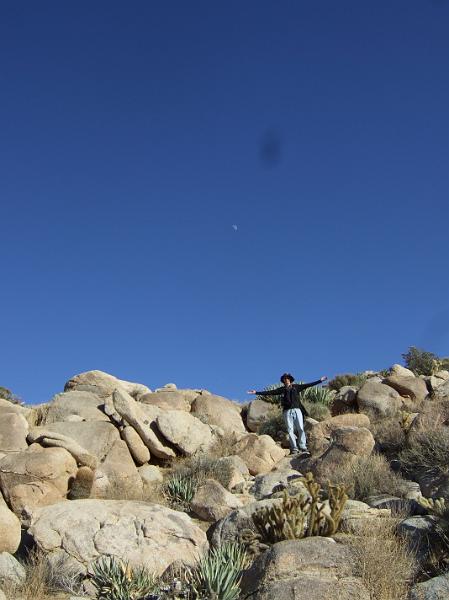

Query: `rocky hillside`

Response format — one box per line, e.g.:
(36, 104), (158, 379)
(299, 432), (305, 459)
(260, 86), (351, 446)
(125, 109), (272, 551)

(1, 363), (449, 600)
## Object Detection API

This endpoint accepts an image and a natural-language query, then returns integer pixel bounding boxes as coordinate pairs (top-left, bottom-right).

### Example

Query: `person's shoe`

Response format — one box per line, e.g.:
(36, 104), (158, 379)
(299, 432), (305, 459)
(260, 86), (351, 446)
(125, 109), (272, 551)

(299, 447), (311, 456)
(290, 449), (300, 456)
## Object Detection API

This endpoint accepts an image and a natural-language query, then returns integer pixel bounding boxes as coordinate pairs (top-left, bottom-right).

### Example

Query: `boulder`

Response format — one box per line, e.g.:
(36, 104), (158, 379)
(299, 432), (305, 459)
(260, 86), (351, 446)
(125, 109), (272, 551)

(0, 494), (21, 553)
(0, 552), (26, 586)
(390, 364), (416, 378)
(339, 499), (391, 534)
(0, 447), (77, 522)
(249, 470), (305, 500)
(113, 389), (176, 459)
(215, 455), (249, 490)
(0, 413), (28, 453)
(383, 375), (428, 402)
(435, 370), (449, 380)
(231, 434), (285, 475)
(191, 479), (243, 521)
(29, 500), (208, 576)
(44, 391), (109, 423)
(138, 465), (163, 492)
(246, 399), (274, 432)
(156, 411), (213, 456)
(357, 381), (402, 417)
(398, 516), (439, 564)
(191, 394), (245, 435)
(410, 574), (449, 600)
(433, 379), (449, 401)
(139, 391), (192, 412)
(240, 538), (369, 600)
(306, 414), (370, 456)
(27, 427), (98, 469)
(330, 386), (358, 416)
(64, 370), (151, 400)
(121, 426), (151, 465)
(91, 440), (143, 499)
(307, 427), (375, 482)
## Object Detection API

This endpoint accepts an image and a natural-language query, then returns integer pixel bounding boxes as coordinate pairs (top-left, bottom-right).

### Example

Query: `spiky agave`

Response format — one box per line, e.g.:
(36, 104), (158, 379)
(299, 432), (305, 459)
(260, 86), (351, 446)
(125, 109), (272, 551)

(163, 471), (198, 510)
(91, 555), (157, 600)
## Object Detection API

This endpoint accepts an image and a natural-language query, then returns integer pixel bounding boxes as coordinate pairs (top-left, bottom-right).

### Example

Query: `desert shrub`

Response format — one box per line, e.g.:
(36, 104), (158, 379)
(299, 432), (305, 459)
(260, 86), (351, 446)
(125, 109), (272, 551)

(163, 453), (234, 511)
(399, 425), (449, 478)
(301, 385), (335, 406)
(91, 555), (157, 600)
(2, 548), (83, 600)
(0, 385), (23, 404)
(302, 399), (331, 421)
(327, 453), (409, 501)
(188, 542), (249, 600)
(256, 383), (283, 403)
(369, 415), (407, 458)
(402, 346), (442, 376)
(259, 406), (284, 438)
(327, 373), (368, 392)
(349, 517), (417, 600)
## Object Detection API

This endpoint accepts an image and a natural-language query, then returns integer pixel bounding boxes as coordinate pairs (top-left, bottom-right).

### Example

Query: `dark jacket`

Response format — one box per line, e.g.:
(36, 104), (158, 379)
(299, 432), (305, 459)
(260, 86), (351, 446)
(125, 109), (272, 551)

(255, 380), (322, 415)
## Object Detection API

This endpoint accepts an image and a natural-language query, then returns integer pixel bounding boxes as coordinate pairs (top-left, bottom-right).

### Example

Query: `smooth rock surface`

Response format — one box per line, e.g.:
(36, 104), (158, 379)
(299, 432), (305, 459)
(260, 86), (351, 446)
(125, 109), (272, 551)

(191, 479), (243, 521)
(156, 411), (213, 455)
(357, 380), (402, 416)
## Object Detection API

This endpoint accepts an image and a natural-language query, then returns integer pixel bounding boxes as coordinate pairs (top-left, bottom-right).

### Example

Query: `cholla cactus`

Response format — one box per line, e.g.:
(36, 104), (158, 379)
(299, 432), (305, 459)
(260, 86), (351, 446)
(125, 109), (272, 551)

(418, 496), (446, 517)
(250, 472), (348, 545)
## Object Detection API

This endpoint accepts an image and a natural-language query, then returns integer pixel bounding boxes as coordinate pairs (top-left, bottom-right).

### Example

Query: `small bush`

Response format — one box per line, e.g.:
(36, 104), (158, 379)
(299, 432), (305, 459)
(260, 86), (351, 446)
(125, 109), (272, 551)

(402, 346), (441, 376)
(0, 385), (23, 405)
(301, 385), (335, 407)
(327, 453), (409, 501)
(349, 517), (417, 600)
(327, 373), (368, 392)
(302, 399), (331, 421)
(91, 555), (157, 600)
(399, 425), (449, 478)
(189, 542), (249, 600)
(259, 406), (284, 438)
(369, 415), (407, 458)
(256, 383), (283, 404)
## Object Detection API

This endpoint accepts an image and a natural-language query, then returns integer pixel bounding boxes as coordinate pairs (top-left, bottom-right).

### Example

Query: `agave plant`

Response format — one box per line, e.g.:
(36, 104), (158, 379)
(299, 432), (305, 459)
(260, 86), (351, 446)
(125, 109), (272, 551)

(91, 555), (157, 600)
(300, 383), (335, 406)
(163, 471), (198, 510)
(189, 542), (249, 600)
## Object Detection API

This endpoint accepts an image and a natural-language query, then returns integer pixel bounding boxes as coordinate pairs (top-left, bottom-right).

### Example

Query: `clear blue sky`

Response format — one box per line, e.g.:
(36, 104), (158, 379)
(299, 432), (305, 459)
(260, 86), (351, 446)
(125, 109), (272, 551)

(1, 1), (448, 405)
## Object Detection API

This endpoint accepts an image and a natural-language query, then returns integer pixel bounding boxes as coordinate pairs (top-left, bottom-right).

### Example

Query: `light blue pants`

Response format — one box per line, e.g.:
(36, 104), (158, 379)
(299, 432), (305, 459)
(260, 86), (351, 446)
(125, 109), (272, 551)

(283, 408), (307, 451)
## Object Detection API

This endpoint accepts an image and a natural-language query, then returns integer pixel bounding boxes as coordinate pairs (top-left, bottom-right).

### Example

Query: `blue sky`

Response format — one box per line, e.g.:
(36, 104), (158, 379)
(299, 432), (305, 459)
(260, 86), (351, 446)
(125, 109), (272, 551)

(1, 1), (448, 404)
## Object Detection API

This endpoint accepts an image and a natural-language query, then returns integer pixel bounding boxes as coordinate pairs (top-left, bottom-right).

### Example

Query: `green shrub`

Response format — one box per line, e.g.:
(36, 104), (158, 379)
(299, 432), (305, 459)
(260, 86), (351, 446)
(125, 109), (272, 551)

(259, 407), (284, 438)
(163, 471), (198, 511)
(189, 542), (249, 600)
(91, 556), (157, 600)
(256, 383), (282, 404)
(402, 346), (441, 376)
(301, 385), (335, 406)
(327, 373), (368, 392)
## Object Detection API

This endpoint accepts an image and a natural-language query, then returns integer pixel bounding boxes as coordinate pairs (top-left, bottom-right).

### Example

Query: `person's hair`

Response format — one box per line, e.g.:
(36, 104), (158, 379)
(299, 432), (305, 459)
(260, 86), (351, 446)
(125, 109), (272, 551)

(280, 372), (295, 383)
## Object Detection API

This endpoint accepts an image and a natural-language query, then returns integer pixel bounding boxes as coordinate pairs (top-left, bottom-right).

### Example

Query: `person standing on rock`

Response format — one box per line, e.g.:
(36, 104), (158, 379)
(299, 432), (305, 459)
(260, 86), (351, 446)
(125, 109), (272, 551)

(247, 373), (328, 455)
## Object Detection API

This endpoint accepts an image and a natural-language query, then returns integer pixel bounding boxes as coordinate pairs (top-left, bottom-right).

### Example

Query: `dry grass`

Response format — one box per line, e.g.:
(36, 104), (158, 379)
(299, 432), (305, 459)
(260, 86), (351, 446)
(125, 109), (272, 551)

(348, 517), (417, 600)
(327, 453), (409, 501)
(2, 547), (84, 600)
(399, 422), (449, 479)
(368, 414), (407, 457)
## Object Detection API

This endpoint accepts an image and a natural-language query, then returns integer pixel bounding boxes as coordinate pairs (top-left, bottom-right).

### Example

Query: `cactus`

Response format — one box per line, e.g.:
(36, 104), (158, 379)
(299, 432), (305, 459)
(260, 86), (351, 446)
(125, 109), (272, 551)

(418, 496), (446, 517)
(68, 466), (95, 500)
(249, 472), (348, 546)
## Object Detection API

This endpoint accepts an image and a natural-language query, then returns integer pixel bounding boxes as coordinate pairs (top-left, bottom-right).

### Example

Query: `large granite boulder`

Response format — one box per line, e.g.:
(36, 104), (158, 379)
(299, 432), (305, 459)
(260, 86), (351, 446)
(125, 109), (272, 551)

(139, 390), (192, 412)
(113, 389), (176, 459)
(44, 391), (109, 423)
(191, 394), (245, 435)
(390, 364), (415, 378)
(91, 440), (143, 499)
(246, 399), (274, 432)
(121, 426), (150, 465)
(29, 500), (208, 576)
(330, 386), (358, 416)
(232, 434), (285, 475)
(410, 574), (449, 600)
(0, 446), (77, 522)
(249, 469), (305, 500)
(357, 381), (402, 417)
(0, 494), (21, 553)
(191, 479), (243, 521)
(0, 413), (28, 453)
(27, 427), (98, 469)
(156, 411), (213, 456)
(240, 538), (369, 600)
(433, 379), (449, 401)
(306, 413), (370, 455)
(383, 375), (428, 403)
(65, 370), (151, 400)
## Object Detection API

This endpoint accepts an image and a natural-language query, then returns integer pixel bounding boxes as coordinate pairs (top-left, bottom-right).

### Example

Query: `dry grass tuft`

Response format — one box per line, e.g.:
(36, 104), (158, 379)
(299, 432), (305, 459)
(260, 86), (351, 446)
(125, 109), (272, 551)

(369, 415), (407, 457)
(348, 517), (417, 600)
(399, 422), (449, 479)
(2, 547), (84, 600)
(327, 453), (409, 501)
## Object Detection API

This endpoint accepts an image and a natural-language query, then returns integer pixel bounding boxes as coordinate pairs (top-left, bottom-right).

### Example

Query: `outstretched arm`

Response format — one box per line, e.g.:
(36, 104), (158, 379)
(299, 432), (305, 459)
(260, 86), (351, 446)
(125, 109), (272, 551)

(247, 386), (284, 396)
(295, 376), (327, 392)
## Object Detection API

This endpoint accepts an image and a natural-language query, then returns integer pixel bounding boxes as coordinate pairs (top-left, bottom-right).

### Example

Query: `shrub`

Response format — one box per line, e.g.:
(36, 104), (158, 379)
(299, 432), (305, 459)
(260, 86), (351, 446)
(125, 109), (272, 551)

(369, 415), (407, 458)
(302, 399), (331, 421)
(327, 373), (368, 392)
(301, 385), (335, 406)
(189, 542), (249, 600)
(259, 406), (284, 438)
(91, 556), (157, 600)
(399, 425), (449, 478)
(349, 517), (417, 600)
(327, 453), (409, 501)
(402, 346), (441, 376)
(0, 385), (23, 404)
(256, 383), (283, 404)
